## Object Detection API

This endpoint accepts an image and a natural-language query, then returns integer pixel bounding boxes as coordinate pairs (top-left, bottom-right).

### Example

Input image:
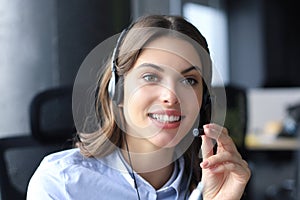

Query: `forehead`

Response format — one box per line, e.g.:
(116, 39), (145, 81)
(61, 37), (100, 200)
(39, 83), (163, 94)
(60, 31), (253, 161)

(140, 36), (202, 69)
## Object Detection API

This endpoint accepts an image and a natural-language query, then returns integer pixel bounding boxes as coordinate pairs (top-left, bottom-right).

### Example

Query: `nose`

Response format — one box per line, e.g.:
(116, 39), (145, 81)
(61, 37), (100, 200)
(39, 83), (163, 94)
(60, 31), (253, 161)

(160, 86), (179, 105)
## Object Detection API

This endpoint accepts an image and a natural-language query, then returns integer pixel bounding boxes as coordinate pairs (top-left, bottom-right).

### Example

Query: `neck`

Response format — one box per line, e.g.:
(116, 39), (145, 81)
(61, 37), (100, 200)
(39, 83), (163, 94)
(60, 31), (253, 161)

(121, 134), (176, 189)
(140, 163), (174, 190)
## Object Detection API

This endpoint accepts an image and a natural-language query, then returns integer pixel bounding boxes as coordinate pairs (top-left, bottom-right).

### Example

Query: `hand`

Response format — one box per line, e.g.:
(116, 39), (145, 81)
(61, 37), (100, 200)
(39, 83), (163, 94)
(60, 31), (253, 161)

(200, 123), (251, 200)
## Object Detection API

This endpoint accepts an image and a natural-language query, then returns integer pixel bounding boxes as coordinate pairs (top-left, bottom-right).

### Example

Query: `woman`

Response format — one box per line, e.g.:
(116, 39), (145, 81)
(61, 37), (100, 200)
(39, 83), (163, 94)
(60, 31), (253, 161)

(27, 15), (250, 200)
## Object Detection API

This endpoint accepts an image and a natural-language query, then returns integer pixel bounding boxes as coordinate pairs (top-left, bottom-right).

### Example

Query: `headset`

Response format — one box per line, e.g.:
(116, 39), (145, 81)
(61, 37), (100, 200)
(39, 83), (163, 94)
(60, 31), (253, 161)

(108, 29), (128, 102)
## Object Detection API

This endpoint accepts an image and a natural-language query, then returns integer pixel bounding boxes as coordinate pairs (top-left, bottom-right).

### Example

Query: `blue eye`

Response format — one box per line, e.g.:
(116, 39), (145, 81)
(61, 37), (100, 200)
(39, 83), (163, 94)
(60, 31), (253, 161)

(181, 78), (198, 86)
(142, 74), (159, 82)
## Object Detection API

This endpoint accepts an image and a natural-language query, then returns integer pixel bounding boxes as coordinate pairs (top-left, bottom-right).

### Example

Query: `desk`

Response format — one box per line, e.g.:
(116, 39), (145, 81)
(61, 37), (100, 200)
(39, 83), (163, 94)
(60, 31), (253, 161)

(245, 132), (300, 200)
(245, 132), (300, 151)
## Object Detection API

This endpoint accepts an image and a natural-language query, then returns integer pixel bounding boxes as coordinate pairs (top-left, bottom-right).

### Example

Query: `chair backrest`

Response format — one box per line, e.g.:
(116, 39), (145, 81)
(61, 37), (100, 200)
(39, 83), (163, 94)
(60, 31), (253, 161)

(30, 86), (76, 143)
(0, 86), (76, 200)
(213, 85), (248, 157)
(0, 137), (66, 200)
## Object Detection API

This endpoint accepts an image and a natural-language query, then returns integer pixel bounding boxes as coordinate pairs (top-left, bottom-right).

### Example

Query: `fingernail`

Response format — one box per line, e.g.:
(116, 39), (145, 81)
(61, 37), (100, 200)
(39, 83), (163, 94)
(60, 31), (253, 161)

(203, 124), (209, 129)
(201, 160), (209, 168)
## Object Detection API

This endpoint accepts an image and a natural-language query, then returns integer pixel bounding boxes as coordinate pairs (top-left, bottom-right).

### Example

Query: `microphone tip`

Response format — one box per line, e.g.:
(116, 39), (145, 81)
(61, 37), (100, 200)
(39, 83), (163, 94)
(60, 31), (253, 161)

(192, 128), (204, 137)
(192, 128), (199, 137)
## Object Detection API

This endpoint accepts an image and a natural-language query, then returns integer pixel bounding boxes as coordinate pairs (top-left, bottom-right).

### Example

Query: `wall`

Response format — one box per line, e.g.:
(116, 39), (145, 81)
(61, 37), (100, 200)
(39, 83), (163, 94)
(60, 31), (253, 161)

(131, 0), (181, 19)
(227, 0), (265, 88)
(263, 1), (300, 87)
(227, 0), (300, 88)
(0, 0), (130, 138)
(0, 0), (58, 137)
(56, 0), (130, 86)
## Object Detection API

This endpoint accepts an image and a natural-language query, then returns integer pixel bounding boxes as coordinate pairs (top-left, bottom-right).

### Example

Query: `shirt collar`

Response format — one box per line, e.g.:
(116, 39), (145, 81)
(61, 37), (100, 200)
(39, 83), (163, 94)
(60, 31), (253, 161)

(156, 155), (186, 197)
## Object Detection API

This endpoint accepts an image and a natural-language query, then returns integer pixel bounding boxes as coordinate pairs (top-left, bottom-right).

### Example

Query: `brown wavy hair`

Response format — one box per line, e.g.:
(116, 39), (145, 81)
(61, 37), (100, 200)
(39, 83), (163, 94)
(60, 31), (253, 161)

(77, 14), (212, 191)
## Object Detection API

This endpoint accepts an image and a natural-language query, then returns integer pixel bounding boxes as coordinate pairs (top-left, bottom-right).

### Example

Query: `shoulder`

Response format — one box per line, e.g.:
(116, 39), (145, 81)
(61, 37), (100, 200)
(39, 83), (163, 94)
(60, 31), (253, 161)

(27, 148), (104, 199)
(39, 148), (87, 168)
(38, 148), (124, 173)
(31, 148), (105, 179)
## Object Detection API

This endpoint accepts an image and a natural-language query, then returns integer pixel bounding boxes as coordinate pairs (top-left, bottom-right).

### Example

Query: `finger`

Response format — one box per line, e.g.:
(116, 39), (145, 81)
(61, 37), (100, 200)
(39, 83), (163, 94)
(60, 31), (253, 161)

(207, 160), (251, 182)
(203, 123), (238, 153)
(200, 134), (215, 160)
(200, 151), (243, 169)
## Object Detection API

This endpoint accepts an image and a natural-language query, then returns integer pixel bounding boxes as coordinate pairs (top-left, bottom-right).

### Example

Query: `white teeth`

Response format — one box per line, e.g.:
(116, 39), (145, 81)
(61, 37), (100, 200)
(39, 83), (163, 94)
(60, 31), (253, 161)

(151, 114), (180, 122)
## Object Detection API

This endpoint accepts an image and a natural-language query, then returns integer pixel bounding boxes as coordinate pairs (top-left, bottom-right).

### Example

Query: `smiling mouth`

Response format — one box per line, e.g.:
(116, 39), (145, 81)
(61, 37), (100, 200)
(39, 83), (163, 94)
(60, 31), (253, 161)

(148, 113), (182, 123)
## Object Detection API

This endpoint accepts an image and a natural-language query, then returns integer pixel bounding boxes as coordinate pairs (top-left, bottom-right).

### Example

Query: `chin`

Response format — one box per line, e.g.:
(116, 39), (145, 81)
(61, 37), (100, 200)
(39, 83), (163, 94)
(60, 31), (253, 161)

(150, 133), (184, 149)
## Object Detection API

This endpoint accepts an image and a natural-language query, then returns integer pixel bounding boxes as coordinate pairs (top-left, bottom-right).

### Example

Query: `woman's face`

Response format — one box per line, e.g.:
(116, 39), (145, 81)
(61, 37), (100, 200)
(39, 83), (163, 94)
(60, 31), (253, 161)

(122, 36), (203, 149)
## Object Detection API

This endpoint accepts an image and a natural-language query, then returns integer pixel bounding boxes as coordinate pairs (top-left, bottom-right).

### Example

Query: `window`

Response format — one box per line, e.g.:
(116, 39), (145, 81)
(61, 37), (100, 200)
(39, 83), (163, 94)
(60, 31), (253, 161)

(183, 2), (229, 86)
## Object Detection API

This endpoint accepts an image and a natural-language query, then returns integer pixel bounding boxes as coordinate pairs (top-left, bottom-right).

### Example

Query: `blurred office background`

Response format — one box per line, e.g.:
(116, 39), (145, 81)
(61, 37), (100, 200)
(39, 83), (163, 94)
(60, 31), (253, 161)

(0, 0), (300, 199)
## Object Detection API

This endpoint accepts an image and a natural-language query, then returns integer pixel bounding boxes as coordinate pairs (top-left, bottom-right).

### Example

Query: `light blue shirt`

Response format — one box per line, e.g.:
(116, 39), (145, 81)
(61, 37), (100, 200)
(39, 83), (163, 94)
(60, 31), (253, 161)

(27, 148), (191, 200)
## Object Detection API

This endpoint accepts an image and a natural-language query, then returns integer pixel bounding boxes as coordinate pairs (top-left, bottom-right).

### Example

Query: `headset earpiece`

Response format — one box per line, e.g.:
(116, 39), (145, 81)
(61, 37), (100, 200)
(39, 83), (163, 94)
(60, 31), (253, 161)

(108, 65), (118, 100)
(108, 29), (128, 102)
(199, 82), (212, 127)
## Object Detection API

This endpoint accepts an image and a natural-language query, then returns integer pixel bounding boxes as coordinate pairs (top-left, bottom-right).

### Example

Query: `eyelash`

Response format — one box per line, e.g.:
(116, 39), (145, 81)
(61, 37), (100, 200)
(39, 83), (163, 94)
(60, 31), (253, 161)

(142, 73), (160, 82)
(181, 77), (198, 86)
(142, 73), (199, 86)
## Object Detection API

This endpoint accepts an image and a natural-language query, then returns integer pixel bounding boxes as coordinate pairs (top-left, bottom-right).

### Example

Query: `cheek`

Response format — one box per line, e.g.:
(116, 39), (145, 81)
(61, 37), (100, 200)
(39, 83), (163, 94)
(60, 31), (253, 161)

(178, 87), (202, 111)
(123, 89), (143, 121)
(177, 88), (203, 132)
(123, 85), (154, 128)
(123, 86), (166, 139)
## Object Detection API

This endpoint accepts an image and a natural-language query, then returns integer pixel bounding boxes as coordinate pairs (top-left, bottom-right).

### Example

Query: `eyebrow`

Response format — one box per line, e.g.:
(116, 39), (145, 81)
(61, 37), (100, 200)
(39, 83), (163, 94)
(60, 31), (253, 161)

(181, 66), (200, 74)
(137, 63), (164, 72)
(137, 63), (201, 74)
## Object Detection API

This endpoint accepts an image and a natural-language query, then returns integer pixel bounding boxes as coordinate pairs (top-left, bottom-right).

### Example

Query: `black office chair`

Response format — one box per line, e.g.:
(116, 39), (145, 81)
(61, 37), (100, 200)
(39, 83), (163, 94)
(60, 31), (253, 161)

(0, 86), (76, 200)
(213, 84), (251, 200)
(30, 86), (76, 144)
(213, 84), (248, 157)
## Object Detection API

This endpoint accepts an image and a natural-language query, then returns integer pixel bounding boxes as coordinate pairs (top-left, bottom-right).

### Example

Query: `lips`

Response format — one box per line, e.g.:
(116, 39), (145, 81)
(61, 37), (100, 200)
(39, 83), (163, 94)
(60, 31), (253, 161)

(148, 110), (184, 129)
